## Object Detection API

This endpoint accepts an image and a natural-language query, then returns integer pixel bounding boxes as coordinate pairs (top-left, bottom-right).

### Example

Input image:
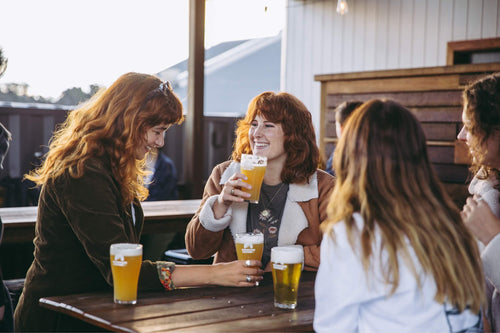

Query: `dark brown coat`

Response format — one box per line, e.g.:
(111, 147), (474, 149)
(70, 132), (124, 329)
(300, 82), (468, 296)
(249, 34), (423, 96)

(14, 155), (163, 332)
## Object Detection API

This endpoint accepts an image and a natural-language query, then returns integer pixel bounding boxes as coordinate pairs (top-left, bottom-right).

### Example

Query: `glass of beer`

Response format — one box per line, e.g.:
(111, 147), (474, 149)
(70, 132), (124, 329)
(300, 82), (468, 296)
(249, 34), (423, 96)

(110, 243), (143, 305)
(234, 232), (264, 261)
(271, 246), (304, 309)
(240, 154), (267, 204)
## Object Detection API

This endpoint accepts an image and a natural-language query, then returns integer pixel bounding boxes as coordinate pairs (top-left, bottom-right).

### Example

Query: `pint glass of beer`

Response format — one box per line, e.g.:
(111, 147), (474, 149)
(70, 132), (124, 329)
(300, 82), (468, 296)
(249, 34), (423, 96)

(271, 246), (304, 309)
(110, 243), (143, 305)
(234, 232), (264, 261)
(240, 154), (267, 204)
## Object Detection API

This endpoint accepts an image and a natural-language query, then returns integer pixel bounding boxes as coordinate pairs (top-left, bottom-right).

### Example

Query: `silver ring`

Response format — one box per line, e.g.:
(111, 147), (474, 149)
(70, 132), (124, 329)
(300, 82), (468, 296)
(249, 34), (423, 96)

(230, 188), (235, 195)
(245, 259), (252, 267)
(255, 281), (259, 287)
(246, 275), (252, 283)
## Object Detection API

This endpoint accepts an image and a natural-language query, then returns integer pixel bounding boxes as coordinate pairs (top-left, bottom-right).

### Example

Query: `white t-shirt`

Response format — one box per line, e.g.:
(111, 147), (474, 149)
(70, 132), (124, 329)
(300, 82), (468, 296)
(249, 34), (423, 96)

(314, 213), (481, 333)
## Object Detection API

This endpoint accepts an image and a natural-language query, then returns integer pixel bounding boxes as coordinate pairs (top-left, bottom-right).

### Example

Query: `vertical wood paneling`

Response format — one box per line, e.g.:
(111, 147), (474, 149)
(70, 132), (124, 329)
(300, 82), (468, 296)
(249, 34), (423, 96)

(387, 0), (401, 68)
(399, 0), (414, 68)
(438, 0), (454, 65)
(374, 0), (389, 70)
(412, 0), (426, 67)
(323, 1), (336, 72)
(498, 1), (500, 34)
(342, 0), (356, 71)
(352, 0), (366, 71)
(483, 0), (498, 37)
(467, 0), (483, 38)
(453, 0), (468, 39)
(284, 0), (500, 134)
(364, 0), (377, 69)
(425, 0), (440, 66)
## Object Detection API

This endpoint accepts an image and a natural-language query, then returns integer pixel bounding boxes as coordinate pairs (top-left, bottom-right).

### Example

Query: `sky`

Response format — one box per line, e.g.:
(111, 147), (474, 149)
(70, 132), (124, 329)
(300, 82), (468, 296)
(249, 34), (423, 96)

(0, 0), (285, 99)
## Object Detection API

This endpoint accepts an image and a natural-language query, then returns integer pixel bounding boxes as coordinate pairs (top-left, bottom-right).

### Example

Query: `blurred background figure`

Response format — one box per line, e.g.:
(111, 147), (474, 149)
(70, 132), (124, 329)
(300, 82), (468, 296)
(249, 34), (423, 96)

(458, 73), (500, 332)
(324, 101), (362, 176)
(315, 99), (484, 332)
(144, 149), (178, 201)
(142, 149), (180, 260)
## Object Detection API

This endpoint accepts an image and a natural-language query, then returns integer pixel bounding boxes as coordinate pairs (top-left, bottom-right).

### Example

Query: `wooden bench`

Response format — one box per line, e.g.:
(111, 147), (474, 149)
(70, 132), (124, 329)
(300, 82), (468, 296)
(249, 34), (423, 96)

(314, 63), (500, 208)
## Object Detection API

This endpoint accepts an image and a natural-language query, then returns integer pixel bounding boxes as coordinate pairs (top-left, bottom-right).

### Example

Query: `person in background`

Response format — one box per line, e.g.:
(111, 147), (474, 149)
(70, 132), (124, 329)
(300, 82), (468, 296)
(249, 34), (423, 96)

(185, 91), (336, 271)
(314, 99), (484, 332)
(324, 101), (362, 176)
(458, 73), (500, 332)
(144, 150), (178, 201)
(14, 73), (263, 332)
(142, 149), (180, 260)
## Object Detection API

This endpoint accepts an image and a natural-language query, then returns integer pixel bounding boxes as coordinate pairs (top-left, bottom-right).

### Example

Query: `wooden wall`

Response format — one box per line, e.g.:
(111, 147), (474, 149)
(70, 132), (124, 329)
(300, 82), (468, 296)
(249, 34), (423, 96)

(315, 63), (500, 208)
(285, 0), (500, 135)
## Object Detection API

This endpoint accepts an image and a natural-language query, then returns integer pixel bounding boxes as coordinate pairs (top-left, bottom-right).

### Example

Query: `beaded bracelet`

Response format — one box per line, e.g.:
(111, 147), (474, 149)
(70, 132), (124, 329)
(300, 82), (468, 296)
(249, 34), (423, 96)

(156, 261), (176, 291)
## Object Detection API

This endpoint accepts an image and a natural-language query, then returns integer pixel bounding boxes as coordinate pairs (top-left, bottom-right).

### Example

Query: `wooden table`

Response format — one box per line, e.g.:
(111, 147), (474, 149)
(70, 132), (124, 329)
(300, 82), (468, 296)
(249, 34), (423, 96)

(0, 199), (201, 244)
(39, 271), (316, 332)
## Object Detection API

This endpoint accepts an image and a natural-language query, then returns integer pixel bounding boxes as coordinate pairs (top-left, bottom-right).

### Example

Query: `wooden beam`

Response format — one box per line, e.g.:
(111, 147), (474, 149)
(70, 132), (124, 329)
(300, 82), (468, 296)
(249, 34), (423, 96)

(184, 0), (205, 198)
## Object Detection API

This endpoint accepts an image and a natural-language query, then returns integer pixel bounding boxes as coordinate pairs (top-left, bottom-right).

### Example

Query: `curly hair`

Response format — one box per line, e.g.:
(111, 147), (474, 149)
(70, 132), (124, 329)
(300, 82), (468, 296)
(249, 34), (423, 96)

(463, 73), (500, 182)
(231, 91), (320, 184)
(324, 99), (484, 313)
(25, 72), (184, 204)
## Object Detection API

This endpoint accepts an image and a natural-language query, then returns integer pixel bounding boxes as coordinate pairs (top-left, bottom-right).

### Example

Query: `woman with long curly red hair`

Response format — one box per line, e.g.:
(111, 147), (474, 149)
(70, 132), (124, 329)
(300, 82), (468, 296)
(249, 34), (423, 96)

(14, 73), (263, 332)
(185, 91), (335, 271)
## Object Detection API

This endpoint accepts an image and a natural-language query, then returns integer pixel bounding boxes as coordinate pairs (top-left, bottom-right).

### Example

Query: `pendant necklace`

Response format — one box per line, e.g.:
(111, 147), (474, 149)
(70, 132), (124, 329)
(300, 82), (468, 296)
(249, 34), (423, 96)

(259, 183), (285, 219)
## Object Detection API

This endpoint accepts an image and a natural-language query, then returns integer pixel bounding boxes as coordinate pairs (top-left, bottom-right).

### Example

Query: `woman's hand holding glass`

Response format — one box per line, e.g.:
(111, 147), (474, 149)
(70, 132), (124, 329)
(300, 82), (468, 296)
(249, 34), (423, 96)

(211, 259), (264, 287)
(461, 195), (500, 246)
(213, 173), (252, 218)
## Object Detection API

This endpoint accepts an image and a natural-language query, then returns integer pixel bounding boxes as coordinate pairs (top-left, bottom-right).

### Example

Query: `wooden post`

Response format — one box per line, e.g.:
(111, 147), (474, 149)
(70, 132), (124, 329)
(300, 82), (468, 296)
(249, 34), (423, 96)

(184, 0), (205, 198)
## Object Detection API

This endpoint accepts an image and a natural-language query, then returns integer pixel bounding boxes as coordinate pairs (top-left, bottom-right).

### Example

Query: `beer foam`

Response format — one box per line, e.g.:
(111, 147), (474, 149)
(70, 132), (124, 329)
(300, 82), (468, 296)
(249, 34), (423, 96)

(235, 233), (264, 245)
(271, 246), (304, 264)
(110, 243), (143, 256)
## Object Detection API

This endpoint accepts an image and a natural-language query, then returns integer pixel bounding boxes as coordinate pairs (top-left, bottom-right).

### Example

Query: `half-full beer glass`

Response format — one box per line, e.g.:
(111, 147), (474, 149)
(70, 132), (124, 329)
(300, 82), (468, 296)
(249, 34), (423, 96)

(240, 154), (267, 203)
(234, 232), (264, 261)
(271, 246), (304, 309)
(110, 243), (143, 305)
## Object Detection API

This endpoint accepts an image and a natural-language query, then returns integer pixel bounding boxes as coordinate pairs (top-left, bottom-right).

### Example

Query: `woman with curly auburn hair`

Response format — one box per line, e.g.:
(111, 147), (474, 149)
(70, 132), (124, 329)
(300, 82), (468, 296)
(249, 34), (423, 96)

(185, 91), (335, 271)
(314, 99), (484, 332)
(14, 73), (264, 332)
(459, 73), (500, 332)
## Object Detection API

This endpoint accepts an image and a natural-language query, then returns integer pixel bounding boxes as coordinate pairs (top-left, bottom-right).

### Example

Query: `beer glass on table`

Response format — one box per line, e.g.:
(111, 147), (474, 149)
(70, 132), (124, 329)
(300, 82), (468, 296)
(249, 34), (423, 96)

(234, 232), (264, 262)
(240, 154), (267, 204)
(271, 246), (304, 309)
(110, 243), (143, 305)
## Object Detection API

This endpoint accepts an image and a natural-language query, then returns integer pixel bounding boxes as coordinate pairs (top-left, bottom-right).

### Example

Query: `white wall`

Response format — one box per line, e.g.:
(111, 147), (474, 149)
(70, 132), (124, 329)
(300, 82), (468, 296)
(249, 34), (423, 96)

(282, 0), (500, 134)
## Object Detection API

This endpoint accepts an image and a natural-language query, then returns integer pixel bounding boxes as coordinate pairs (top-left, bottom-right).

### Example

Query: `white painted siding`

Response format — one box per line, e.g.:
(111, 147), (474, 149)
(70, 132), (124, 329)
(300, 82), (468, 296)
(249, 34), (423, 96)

(283, 0), (500, 134)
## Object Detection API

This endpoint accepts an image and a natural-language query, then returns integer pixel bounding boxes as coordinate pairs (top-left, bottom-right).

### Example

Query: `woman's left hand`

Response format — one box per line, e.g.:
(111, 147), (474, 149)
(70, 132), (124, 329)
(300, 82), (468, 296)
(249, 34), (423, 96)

(209, 260), (264, 287)
(461, 195), (500, 246)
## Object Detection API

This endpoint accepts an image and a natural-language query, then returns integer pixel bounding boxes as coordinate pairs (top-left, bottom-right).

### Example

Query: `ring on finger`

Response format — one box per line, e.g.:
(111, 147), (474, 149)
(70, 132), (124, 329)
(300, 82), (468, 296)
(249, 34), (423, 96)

(245, 260), (252, 267)
(246, 275), (252, 283)
(230, 188), (235, 195)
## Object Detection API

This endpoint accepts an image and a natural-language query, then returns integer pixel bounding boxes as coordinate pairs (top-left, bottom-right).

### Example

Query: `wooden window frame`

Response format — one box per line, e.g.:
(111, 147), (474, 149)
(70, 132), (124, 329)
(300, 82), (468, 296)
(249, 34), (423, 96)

(447, 37), (500, 65)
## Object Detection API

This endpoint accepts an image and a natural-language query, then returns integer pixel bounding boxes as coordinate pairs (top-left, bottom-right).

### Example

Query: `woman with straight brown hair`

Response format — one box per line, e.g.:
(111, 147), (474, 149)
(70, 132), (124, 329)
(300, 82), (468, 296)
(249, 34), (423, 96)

(314, 99), (484, 332)
(185, 91), (335, 272)
(14, 72), (263, 332)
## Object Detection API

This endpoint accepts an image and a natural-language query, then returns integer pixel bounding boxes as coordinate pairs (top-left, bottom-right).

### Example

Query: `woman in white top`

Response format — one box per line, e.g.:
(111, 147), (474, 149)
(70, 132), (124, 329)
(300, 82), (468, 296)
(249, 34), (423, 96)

(459, 73), (500, 332)
(314, 99), (484, 333)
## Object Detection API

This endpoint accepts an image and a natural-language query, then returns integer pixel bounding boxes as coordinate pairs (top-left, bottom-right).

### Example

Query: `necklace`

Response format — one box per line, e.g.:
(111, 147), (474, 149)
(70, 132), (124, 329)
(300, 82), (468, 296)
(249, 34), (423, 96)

(259, 183), (285, 219)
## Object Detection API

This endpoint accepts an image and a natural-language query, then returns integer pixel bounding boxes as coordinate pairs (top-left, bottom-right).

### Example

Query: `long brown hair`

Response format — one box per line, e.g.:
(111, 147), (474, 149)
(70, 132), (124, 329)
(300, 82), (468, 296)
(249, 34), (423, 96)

(462, 73), (500, 186)
(232, 91), (320, 184)
(324, 99), (484, 312)
(26, 72), (184, 204)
